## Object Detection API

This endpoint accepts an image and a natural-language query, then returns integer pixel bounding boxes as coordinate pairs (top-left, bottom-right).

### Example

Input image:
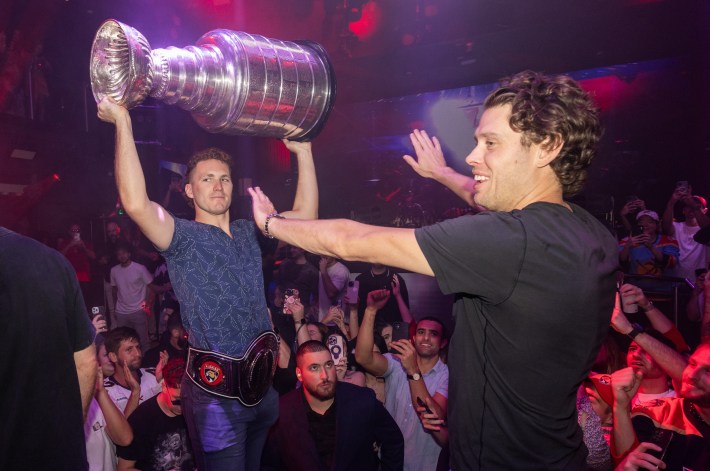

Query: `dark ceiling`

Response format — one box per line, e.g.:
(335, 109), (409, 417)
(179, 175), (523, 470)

(0, 0), (707, 234)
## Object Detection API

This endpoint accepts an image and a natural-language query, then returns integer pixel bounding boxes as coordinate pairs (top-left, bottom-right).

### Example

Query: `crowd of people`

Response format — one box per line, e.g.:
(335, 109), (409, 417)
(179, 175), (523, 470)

(3, 69), (710, 471)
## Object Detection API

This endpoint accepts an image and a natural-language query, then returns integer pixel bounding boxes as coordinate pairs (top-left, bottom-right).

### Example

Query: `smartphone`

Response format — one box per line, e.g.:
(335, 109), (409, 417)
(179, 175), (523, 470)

(675, 180), (690, 193)
(283, 288), (299, 314)
(416, 397), (433, 414)
(631, 225), (644, 237)
(90, 306), (105, 320)
(327, 334), (345, 363)
(626, 194), (639, 203)
(391, 321), (410, 342)
(73, 232), (81, 241)
(647, 428), (673, 461)
(346, 280), (359, 302)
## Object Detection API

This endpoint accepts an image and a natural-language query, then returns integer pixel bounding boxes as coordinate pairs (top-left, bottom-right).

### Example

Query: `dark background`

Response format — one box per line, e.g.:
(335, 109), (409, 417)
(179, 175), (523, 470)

(0, 0), (708, 241)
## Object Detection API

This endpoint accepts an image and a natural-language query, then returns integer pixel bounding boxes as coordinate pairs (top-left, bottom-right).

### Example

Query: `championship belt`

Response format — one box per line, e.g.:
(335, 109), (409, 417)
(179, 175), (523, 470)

(186, 331), (279, 407)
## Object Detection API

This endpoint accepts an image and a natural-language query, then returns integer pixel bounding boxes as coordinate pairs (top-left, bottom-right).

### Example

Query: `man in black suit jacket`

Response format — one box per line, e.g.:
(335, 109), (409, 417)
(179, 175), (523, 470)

(262, 340), (404, 471)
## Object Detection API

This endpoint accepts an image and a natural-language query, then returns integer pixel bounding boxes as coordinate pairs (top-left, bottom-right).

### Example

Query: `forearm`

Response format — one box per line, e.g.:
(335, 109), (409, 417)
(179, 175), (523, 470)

(282, 149), (318, 220)
(96, 389), (133, 446)
(433, 166), (477, 207)
(394, 293), (413, 323)
(123, 391), (140, 418)
(320, 271), (340, 299)
(348, 305), (359, 338)
(612, 404), (638, 459)
(661, 200), (675, 236)
(635, 332), (687, 382)
(354, 308), (380, 374)
(265, 217), (433, 276)
(74, 345), (98, 421)
(640, 303), (673, 334)
(620, 215), (632, 233)
(113, 114), (151, 214)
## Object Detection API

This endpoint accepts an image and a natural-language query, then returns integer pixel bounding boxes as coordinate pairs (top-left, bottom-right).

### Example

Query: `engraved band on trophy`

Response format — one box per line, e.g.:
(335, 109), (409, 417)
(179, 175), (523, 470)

(90, 19), (336, 141)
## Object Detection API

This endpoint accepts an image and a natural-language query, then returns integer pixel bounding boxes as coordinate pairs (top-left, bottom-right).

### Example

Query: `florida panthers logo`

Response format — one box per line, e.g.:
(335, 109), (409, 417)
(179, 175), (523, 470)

(199, 361), (224, 386)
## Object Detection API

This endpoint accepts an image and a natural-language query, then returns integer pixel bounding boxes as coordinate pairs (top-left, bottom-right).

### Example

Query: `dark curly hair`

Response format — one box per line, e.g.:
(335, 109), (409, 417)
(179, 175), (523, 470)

(484, 71), (602, 196)
(185, 147), (233, 208)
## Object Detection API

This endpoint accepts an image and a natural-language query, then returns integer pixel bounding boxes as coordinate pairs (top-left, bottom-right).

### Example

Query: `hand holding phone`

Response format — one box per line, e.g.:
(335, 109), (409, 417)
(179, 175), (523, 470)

(416, 396), (433, 414)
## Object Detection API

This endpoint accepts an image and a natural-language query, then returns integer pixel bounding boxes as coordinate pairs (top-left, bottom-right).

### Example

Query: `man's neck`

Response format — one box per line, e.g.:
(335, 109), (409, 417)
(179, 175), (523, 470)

(156, 392), (179, 417)
(638, 376), (670, 395)
(195, 212), (232, 237)
(417, 354), (440, 375)
(685, 217), (699, 227)
(371, 266), (387, 276)
(305, 391), (334, 415)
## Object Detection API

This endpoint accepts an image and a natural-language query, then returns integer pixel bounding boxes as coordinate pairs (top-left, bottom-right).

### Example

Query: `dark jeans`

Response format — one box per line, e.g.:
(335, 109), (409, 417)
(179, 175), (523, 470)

(181, 377), (279, 471)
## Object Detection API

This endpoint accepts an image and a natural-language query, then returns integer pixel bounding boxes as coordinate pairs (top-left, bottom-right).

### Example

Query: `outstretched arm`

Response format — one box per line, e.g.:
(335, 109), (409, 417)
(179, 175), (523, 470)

(280, 139), (318, 220)
(97, 97), (175, 251)
(249, 187), (433, 276)
(403, 130), (477, 207)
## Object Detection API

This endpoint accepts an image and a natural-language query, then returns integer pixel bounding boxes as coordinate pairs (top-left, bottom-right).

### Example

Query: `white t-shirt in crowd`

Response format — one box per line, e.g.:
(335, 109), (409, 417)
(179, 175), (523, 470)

(110, 261), (153, 314)
(318, 261), (350, 322)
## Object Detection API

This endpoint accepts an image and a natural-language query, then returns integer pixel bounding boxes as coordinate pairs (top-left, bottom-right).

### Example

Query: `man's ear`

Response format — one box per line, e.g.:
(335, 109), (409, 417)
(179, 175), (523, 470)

(440, 338), (449, 350)
(535, 134), (564, 168)
(108, 352), (118, 364)
(295, 366), (302, 380)
(184, 183), (194, 200)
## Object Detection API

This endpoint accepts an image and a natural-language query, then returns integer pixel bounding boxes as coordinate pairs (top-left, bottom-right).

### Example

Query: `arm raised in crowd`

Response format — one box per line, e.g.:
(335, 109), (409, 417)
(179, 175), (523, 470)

(95, 368), (133, 446)
(611, 293), (688, 385)
(610, 366), (643, 462)
(355, 290), (391, 377)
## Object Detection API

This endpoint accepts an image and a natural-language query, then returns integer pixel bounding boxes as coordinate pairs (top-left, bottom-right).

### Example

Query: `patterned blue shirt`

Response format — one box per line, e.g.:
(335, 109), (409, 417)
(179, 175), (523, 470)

(161, 217), (271, 357)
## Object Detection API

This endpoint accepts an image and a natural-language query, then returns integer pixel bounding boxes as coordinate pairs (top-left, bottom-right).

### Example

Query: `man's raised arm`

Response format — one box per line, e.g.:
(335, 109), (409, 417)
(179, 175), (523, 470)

(403, 129), (478, 208)
(97, 97), (175, 251)
(280, 139), (318, 220)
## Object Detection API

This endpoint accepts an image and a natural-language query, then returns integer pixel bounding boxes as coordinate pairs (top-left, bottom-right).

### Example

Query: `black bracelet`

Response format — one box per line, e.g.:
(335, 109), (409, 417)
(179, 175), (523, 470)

(264, 212), (285, 239)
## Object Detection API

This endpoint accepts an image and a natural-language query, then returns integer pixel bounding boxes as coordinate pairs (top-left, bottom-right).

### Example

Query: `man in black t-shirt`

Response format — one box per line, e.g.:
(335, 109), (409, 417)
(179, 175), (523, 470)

(249, 71), (617, 469)
(117, 358), (194, 471)
(0, 227), (97, 471)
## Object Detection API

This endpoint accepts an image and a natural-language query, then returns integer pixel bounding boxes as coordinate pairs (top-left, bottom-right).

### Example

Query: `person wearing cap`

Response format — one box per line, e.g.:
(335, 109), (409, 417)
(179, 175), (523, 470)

(619, 209), (679, 277)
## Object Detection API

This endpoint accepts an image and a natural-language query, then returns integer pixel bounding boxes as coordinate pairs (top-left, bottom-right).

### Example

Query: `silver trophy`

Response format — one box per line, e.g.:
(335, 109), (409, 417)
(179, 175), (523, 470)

(90, 19), (336, 140)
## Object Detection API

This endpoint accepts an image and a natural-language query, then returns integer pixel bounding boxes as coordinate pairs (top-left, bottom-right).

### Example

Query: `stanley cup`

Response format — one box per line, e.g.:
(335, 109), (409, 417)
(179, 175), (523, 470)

(90, 19), (336, 141)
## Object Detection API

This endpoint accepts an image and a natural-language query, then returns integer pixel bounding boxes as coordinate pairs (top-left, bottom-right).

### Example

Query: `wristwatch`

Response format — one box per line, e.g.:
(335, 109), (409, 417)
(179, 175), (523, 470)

(627, 323), (644, 340)
(407, 372), (422, 381)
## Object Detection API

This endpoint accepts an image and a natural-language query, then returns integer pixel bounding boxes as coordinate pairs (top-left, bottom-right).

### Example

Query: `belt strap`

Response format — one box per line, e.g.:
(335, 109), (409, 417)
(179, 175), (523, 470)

(186, 331), (279, 407)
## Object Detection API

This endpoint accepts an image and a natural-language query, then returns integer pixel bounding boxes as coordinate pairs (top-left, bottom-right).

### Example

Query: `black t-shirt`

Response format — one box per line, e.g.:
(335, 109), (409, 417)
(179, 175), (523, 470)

(355, 269), (409, 323)
(415, 203), (618, 470)
(0, 227), (96, 470)
(117, 396), (194, 471)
